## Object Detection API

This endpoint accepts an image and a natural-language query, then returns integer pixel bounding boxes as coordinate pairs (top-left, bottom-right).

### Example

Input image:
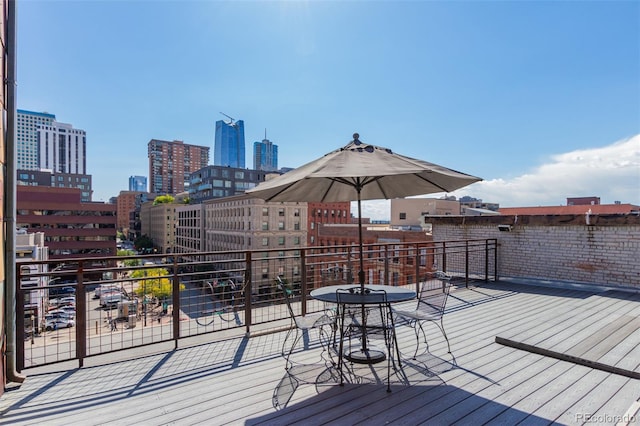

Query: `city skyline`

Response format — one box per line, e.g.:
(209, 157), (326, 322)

(16, 1), (639, 220)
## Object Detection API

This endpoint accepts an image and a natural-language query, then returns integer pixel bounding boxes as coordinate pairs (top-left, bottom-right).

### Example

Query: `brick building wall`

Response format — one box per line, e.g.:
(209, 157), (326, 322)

(426, 214), (640, 289)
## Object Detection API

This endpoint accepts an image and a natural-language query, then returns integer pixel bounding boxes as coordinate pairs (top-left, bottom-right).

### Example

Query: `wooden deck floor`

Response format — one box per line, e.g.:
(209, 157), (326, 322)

(1, 280), (639, 425)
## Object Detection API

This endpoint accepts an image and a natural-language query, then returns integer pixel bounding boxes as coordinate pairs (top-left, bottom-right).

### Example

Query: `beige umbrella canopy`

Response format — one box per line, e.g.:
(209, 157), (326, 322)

(246, 133), (482, 287)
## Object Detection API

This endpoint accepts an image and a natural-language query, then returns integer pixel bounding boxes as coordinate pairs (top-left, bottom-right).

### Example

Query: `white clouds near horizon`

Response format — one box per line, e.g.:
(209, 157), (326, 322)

(359, 134), (640, 221)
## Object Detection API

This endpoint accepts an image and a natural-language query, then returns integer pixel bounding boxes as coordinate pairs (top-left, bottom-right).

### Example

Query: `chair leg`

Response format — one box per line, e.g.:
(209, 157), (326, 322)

(284, 328), (302, 370)
(436, 319), (451, 353)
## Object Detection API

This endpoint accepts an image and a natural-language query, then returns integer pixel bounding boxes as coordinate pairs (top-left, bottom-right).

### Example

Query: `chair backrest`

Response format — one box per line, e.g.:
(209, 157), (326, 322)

(336, 287), (389, 328)
(335, 287), (387, 306)
(276, 276), (297, 320)
(416, 273), (451, 319)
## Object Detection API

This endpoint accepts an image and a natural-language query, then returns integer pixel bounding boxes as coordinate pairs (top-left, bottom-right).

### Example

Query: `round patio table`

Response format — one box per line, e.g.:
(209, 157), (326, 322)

(310, 284), (416, 364)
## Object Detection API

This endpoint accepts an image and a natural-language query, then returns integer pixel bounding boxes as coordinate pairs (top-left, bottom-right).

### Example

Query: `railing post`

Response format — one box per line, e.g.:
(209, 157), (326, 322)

(465, 240), (469, 288)
(244, 250), (252, 335)
(442, 241), (447, 273)
(172, 260), (180, 346)
(485, 239), (489, 282)
(494, 238), (499, 281)
(16, 285), (24, 372)
(414, 242), (420, 293)
(384, 245), (389, 285)
(301, 248), (307, 316)
(172, 259), (180, 349)
(77, 262), (86, 367)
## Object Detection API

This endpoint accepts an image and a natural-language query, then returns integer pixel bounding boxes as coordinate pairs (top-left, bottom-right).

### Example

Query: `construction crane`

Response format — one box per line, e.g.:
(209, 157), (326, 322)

(219, 112), (235, 125)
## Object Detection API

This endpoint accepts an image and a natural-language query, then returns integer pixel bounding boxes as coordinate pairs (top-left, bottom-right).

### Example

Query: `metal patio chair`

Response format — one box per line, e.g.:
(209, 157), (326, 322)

(393, 271), (452, 358)
(276, 276), (334, 370)
(336, 287), (397, 392)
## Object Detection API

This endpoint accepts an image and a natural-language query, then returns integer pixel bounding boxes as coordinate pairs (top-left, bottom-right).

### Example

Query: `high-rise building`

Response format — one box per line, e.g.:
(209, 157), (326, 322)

(129, 175), (147, 192)
(17, 109), (56, 170)
(38, 121), (86, 174)
(214, 119), (245, 168)
(188, 165), (267, 203)
(148, 139), (209, 195)
(253, 136), (278, 171)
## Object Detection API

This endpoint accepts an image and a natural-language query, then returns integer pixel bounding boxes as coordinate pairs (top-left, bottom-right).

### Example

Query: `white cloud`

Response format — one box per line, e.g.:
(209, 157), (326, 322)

(357, 134), (640, 220)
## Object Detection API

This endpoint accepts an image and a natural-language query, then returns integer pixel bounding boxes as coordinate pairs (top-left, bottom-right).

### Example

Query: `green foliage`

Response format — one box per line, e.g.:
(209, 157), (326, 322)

(153, 195), (175, 205)
(134, 235), (154, 250)
(117, 249), (137, 257)
(131, 267), (185, 300)
(123, 258), (141, 267)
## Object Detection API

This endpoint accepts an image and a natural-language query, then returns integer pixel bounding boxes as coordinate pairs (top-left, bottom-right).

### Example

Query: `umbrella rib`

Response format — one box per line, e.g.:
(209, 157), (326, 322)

(413, 173), (452, 193)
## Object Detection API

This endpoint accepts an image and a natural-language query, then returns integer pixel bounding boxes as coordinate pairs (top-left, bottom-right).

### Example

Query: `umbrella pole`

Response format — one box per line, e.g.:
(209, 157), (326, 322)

(357, 188), (368, 352)
(357, 192), (365, 289)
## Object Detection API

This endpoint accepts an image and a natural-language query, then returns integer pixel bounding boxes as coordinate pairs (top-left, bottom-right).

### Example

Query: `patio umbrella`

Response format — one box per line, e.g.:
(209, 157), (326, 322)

(246, 133), (482, 289)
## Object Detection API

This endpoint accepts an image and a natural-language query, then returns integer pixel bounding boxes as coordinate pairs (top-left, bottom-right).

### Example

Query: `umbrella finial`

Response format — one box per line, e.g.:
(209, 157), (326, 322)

(353, 133), (360, 144)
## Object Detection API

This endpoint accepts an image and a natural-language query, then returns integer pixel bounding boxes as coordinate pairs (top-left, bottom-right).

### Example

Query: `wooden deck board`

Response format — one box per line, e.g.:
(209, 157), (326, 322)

(1, 280), (639, 426)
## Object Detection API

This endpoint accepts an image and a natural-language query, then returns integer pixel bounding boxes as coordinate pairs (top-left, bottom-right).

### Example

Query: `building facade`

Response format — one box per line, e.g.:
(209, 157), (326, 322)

(253, 137), (278, 171)
(214, 119), (245, 168)
(174, 203), (205, 257)
(16, 109), (56, 170)
(16, 186), (117, 259)
(188, 165), (267, 203)
(38, 121), (86, 174)
(16, 230), (48, 337)
(390, 198), (461, 227)
(148, 139), (209, 195)
(17, 169), (92, 202)
(128, 175), (147, 192)
(140, 200), (178, 254)
(307, 202), (351, 246)
(116, 190), (146, 233)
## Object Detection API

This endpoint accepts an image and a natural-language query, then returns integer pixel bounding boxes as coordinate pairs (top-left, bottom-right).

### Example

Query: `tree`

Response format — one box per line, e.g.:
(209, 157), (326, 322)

(153, 195), (175, 205)
(134, 234), (154, 251)
(130, 267), (184, 300)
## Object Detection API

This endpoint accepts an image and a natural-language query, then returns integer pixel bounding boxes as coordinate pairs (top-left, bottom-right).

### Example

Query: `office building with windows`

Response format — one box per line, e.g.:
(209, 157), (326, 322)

(17, 169), (93, 202)
(148, 139), (209, 195)
(38, 121), (87, 174)
(253, 137), (278, 171)
(188, 165), (267, 203)
(17, 109), (56, 170)
(214, 119), (245, 168)
(129, 175), (147, 192)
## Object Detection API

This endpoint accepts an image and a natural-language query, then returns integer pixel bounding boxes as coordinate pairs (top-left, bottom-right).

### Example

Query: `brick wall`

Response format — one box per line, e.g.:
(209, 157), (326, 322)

(427, 214), (640, 289)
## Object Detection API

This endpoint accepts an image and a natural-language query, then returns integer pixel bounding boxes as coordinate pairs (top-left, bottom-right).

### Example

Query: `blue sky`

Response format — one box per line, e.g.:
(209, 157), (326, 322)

(17, 1), (639, 220)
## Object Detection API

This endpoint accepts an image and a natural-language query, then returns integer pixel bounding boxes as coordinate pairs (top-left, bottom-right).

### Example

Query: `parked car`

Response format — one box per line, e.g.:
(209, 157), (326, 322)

(101, 291), (129, 308)
(49, 296), (76, 307)
(57, 305), (76, 316)
(93, 284), (121, 299)
(48, 286), (76, 297)
(46, 311), (74, 320)
(45, 317), (75, 331)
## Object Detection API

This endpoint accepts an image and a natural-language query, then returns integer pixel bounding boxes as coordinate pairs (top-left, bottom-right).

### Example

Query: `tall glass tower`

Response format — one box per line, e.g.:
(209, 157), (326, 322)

(128, 175), (147, 192)
(214, 119), (245, 168)
(253, 137), (278, 171)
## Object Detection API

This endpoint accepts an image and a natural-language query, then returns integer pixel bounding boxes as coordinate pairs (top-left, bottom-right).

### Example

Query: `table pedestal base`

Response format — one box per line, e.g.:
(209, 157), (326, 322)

(344, 347), (386, 364)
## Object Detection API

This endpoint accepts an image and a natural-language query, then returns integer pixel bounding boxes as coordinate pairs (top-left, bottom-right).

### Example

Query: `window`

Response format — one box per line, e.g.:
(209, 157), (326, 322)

(293, 236), (300, 245)
(278, 208), (285, 217)
(399, 212), (406, 220)
(278, 236), (285, 245)
(262, 207), (269, 216)
(262, 237), (269, 246)
(278, 221), (285, 230)
(293, 209), (300, 217)
(262, 222), (268, 230)
(294, 222), (300, 231)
